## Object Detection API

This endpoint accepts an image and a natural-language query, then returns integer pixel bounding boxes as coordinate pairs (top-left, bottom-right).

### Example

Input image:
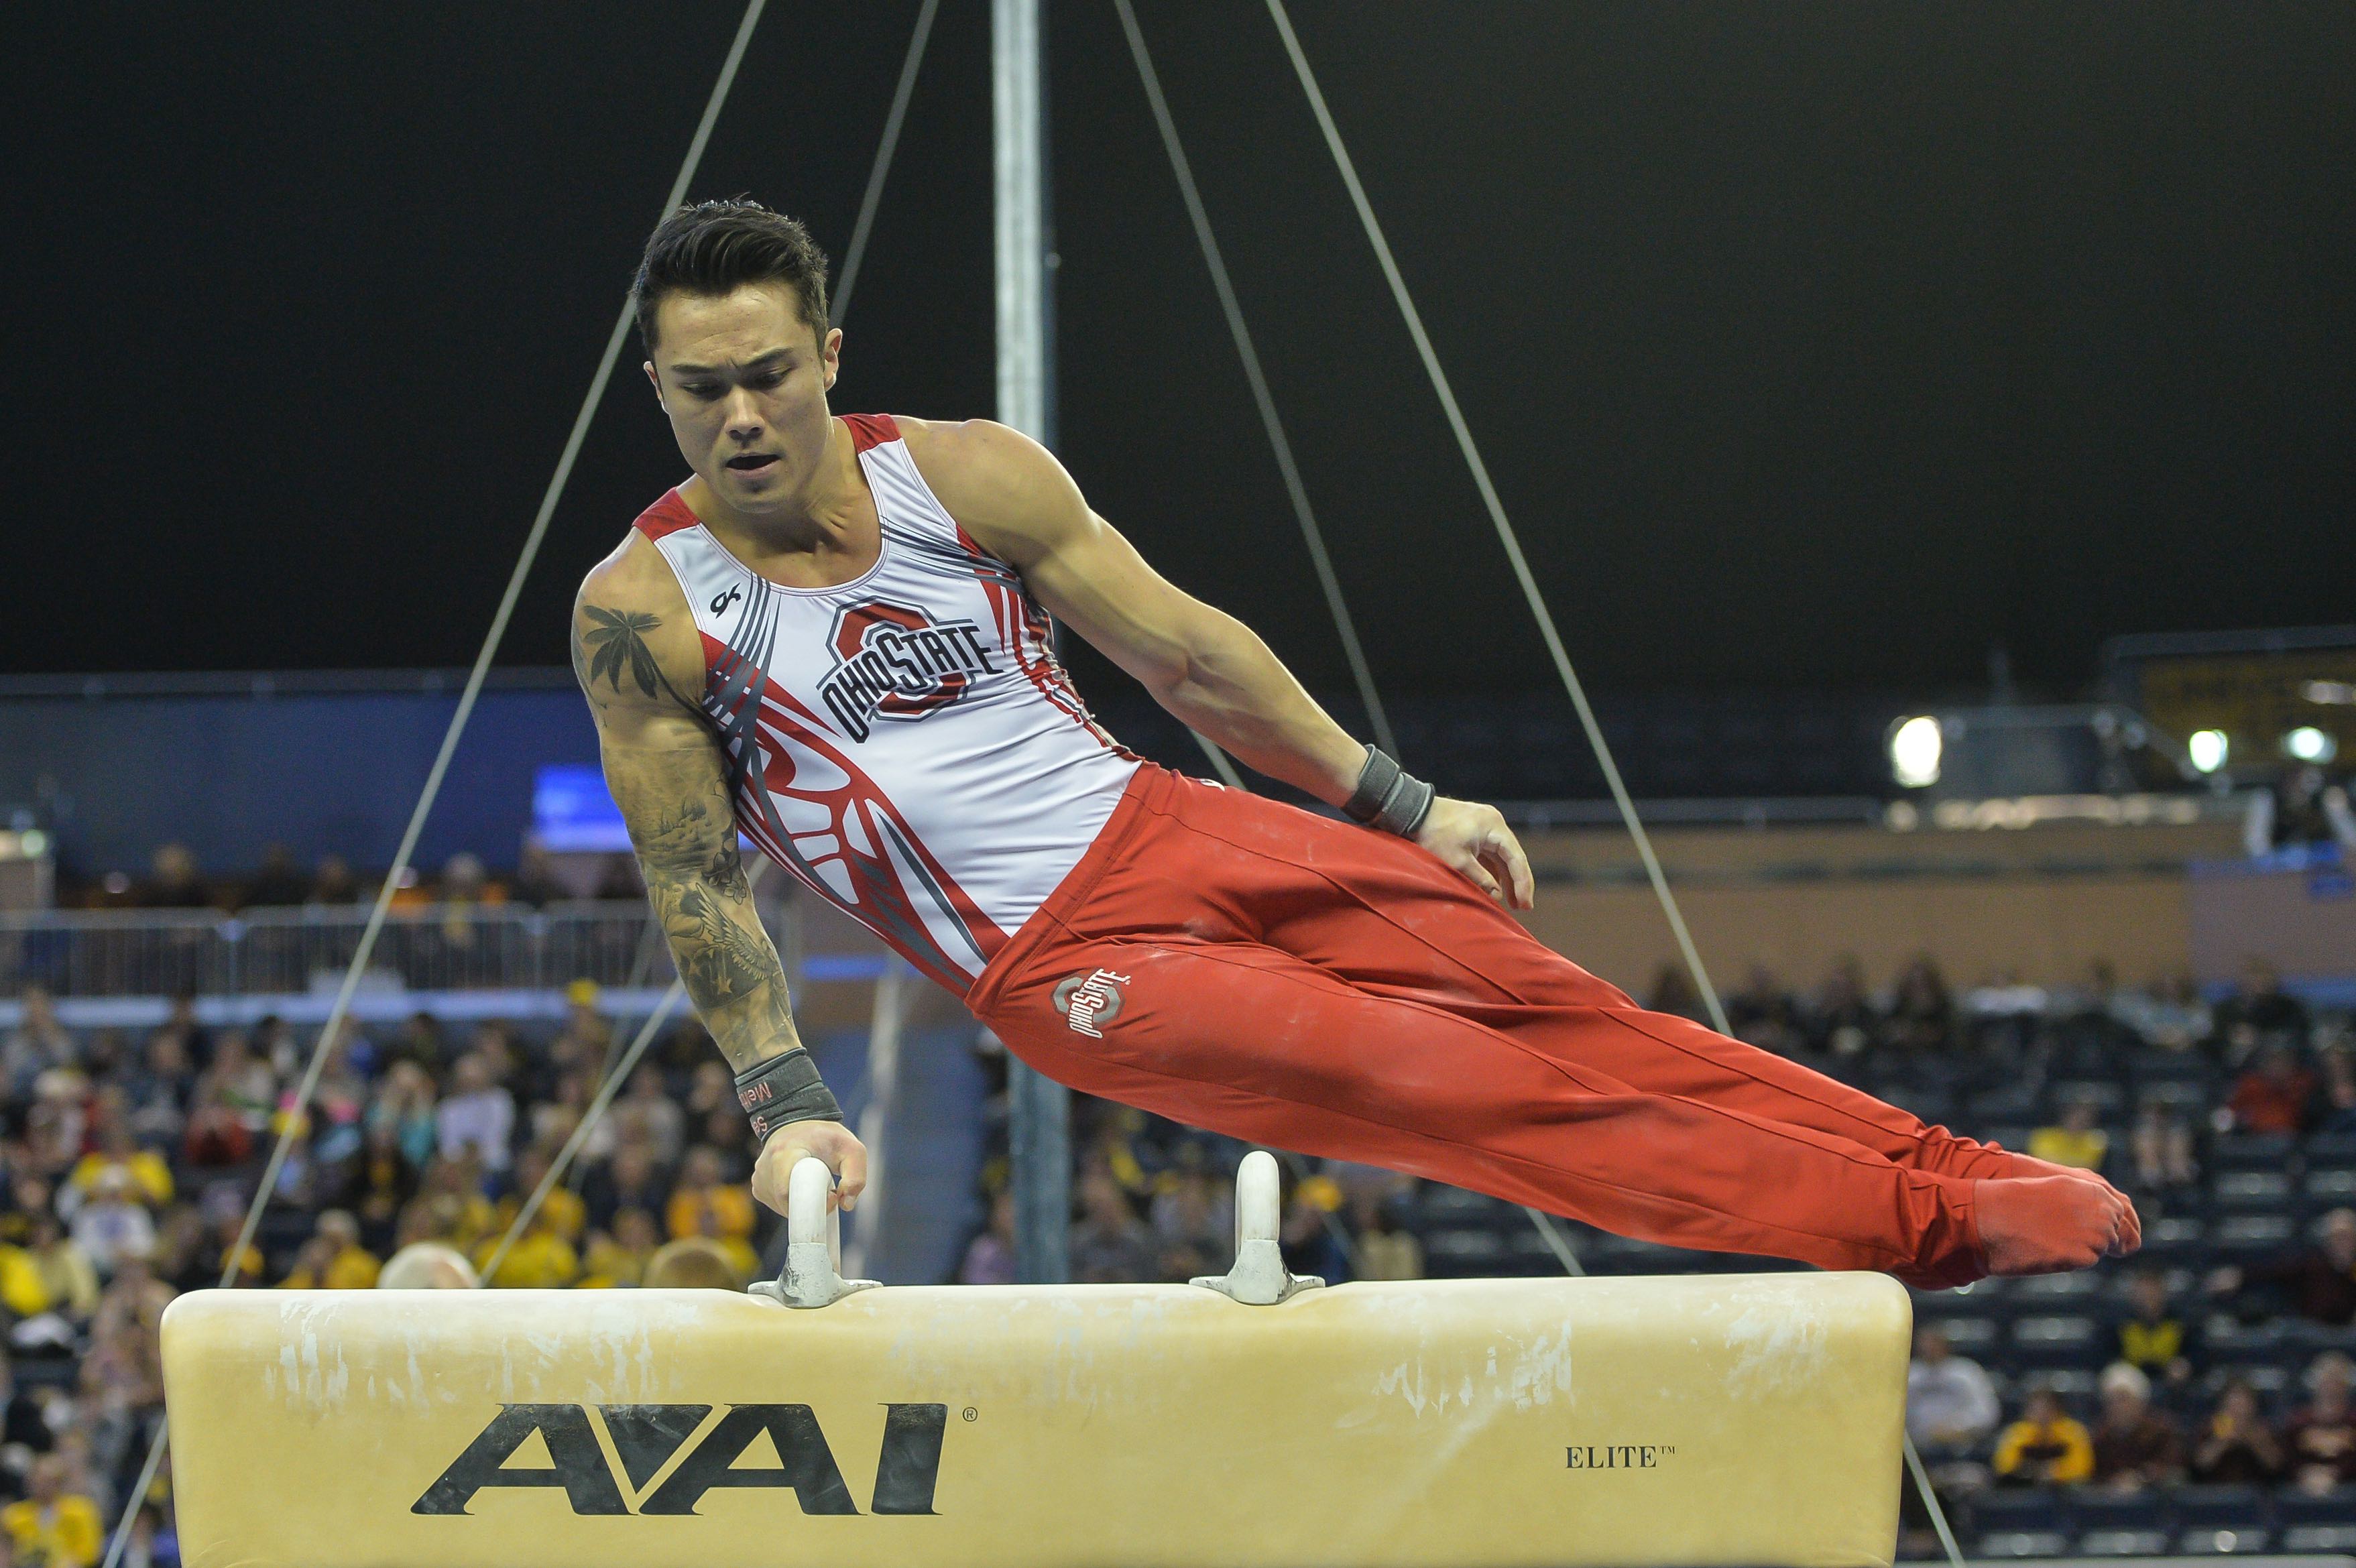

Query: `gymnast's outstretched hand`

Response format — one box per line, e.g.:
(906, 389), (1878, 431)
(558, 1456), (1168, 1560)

(1413, 796), (1535, 912)
(752, 1120), (870, 1217)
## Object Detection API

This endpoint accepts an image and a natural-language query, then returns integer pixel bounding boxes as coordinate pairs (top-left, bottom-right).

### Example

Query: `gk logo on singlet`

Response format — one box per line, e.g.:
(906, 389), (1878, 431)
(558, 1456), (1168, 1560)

(1053, 969), (1130, 1038)
(819, 601), (999, 743)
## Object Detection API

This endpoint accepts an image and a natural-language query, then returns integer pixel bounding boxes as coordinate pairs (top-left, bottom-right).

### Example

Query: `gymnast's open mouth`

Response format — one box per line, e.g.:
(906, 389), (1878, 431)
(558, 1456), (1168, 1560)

(725, 451), (779, 474)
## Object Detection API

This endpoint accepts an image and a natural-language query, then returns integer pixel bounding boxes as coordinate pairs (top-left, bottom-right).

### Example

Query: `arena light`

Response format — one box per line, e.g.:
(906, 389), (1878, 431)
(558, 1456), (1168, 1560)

(2286, 726), (2339, 764)
(1889, 715), (1942, 788)
(2188, 729), (2230, 774)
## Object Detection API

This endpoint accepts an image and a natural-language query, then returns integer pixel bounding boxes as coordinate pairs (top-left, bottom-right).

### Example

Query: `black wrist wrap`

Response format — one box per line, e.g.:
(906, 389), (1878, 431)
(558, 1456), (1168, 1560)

(1343, 745), (1436, 837)
(734, 1049), (843, 1142)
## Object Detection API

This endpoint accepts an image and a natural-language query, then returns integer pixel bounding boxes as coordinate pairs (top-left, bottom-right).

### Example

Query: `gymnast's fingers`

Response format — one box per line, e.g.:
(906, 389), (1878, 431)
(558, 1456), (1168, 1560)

(1455, 850), (1505, 907)
(1490, 819), (1535, 910)
(834, 1132), (870, 1212)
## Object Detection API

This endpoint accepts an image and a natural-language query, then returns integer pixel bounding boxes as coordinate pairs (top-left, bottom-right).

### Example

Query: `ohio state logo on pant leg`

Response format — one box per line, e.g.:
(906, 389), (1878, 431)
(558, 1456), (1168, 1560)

(1052, 969), (1130, 1038)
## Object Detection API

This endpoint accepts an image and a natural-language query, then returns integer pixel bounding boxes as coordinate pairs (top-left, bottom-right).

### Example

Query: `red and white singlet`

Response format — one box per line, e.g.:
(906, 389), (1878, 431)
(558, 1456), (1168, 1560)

(631, 414), (1140, 994)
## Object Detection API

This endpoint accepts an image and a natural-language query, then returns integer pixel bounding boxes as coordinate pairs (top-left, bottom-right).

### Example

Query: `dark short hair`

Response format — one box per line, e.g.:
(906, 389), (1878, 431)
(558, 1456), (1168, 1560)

(632, 198), (830, 356)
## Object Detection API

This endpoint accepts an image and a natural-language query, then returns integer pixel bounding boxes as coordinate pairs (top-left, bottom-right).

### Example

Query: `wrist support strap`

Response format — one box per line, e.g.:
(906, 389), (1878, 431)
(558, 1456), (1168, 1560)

(734, 1048), (843, 1142)
(1343, 745), (1436, 837)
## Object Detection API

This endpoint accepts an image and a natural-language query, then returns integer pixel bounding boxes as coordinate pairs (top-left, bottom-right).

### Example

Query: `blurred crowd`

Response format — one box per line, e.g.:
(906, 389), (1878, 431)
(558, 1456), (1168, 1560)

(0, 937), (2346, 1563)
(56, 842), (629, 913)
(0, 981), (775, 1566)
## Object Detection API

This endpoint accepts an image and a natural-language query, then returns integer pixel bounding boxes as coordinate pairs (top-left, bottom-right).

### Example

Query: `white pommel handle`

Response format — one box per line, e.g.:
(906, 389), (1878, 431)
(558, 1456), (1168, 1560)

(750, 1155), (881, 1309)
(1191, 1149), (1323, 1305)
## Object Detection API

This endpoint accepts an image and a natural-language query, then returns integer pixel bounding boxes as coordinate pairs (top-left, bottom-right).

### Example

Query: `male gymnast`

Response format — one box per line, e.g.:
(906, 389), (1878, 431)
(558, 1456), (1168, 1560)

(574, 200), (2138, 1288)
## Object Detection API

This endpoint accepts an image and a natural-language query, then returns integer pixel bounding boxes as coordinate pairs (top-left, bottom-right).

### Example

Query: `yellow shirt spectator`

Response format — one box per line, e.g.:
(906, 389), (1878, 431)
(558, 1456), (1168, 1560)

(3, 1490), (103, 1567)
(667, 1183), (755, 1246)
(1993, 1411), (2096, 1484)
(2027, 1125), (2109, 1171)
(491, 1185), (586, 1246)
(65, 1148), (174, 1209)
(474, 1229), (579, 1289)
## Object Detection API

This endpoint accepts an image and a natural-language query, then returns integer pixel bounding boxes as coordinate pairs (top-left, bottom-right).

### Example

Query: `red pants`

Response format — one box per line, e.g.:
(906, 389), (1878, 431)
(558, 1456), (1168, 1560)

(969, 765), (1998, 1288)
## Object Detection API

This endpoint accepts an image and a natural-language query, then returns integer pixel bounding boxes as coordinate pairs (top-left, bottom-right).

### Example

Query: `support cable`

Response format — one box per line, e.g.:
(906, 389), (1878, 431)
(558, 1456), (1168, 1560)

(831, 0), (940, 328)
(1261, 7), (1964, 1562)
(1111, 0), (1396, 760)
(99, 5), (770, 1563)
(1263, 0), (1728, 1040)
(477, 0), (937, 1285)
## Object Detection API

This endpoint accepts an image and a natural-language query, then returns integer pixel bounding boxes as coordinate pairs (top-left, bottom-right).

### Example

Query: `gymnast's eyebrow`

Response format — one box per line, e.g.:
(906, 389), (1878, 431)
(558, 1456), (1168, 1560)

(667, 347), (797, 371)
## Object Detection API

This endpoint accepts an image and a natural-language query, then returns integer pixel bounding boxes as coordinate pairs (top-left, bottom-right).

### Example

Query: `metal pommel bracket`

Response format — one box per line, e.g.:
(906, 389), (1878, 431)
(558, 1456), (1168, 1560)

(750, 1156), (881, 1309)
(1190, 1150), (1323, 1305)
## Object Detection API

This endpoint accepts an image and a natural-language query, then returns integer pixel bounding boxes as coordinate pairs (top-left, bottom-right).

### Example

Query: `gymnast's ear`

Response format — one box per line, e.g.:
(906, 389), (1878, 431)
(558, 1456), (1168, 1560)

(644, 361), (667, 412)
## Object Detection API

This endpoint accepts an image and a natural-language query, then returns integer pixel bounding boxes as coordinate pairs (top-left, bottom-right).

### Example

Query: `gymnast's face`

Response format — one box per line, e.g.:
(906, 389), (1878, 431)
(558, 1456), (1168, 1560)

(644, 282), (841, 520)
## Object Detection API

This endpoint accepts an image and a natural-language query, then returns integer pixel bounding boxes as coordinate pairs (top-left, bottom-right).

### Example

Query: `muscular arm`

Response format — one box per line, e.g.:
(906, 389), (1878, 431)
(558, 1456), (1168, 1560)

(905, 418), (1533, 908)
(571, 544), (801, 1072)
(573, 537), (866, 1213)
(906, 419), (1365, 804)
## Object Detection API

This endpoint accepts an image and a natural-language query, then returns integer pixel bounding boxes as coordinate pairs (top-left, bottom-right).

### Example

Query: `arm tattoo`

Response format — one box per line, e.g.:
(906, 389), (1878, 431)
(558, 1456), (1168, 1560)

(605, 741), (799, 1071)
(577, 603), (699, 713)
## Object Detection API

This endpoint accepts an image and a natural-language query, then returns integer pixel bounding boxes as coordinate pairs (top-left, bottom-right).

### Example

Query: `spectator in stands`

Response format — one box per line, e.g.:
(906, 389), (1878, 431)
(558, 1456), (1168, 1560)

(276, 1212), (377, 1290)
(0, 1346), (58, 1492)
(2225, 1041), (2319, 1136)
(117, 1030), (189, 1150)
(2128, 1101), (2200, 1196)
(1, 1453), (101, 1567)
(2, 989), (74, 1101)
(1991, 1384), (2095, 1486)
(239, 843), (310, 908)
(2210, 1208), (2356, 1326)
(476, 1204), (579, 1289)
(1069, 1169), (1154, 1284)
(579, 1207), (662, 1289)
(664, 1147), (756, 1278)
(377, 1242), (477, 1290)
(510, 843), (569, 908)
(2029, 1094), (2111, 1174)
(1728, 966), (1806, 1059)
(2111, 972), (2211, 1055)
(65, 1172), (152, 1280)
(2211, 961), (2311, 1064)
(2286, 1351), (2356, 1494)
(191, 1033), (273, 1136)
(384, 1012), (447, 1075)
(620, 1066), (685, 1168)
(643, 1238), (742, 1290)
(1907, 1327), (2000, 1460)
(2090, 1362), (2184, 1490)
(1146, 1167), (1226, 1284)
(433, 1054), (514, 1177)
(364, 1060), (438, 1170)
(2245, 764), (2356, 857)
(1344, 1185), (1424, 1282)
(491, 1147), (585, 1250)
(200, 1185), (263, 1288)
(134, 845), (208, 911)
(2109, 1267), (2199, 1389)
(957, 1190), (1016, 1286)
(1810, 957), (1876, 1061)
(1644, 963), (1706, 1024)
(581, 1140), (668, 1235)
(1280, 1173), (1349, 1283)
(2189, 1379), (2286, 1484)
(2316, 1048), (2356, 1137)
(60, 1124), (171, 1221)
(1886, 955), (1958, 1054)
(306, 853), (360, 906)
(341, 1122), (415, 1256)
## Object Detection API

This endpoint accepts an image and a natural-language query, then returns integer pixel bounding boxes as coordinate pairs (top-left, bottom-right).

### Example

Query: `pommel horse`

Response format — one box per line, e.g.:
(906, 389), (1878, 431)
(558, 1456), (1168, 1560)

(160, 1153), (1911, 1567)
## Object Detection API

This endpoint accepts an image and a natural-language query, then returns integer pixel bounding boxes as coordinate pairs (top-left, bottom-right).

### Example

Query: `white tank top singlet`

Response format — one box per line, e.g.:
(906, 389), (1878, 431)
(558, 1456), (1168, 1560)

(630, 414), (1141, 995)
